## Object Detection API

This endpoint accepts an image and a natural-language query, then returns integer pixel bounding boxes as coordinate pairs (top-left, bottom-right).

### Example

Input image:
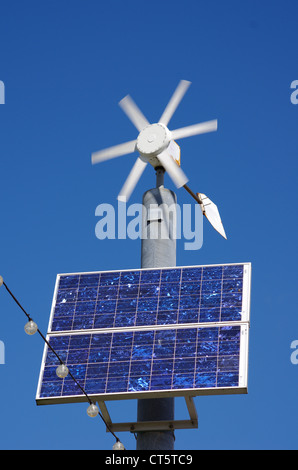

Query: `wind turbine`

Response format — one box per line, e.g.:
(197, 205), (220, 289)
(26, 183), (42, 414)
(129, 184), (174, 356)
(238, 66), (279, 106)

(92, 80), (226, 239)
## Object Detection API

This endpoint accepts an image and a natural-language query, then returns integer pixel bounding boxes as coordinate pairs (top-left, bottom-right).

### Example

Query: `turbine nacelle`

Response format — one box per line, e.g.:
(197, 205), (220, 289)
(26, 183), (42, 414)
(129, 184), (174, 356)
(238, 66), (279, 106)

(136, 123), (171, 165)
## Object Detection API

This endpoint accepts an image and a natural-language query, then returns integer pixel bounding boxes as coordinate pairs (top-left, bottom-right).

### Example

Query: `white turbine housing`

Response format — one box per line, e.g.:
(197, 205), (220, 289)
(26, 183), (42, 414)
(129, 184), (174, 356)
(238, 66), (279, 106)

(136, 123), (172, 167)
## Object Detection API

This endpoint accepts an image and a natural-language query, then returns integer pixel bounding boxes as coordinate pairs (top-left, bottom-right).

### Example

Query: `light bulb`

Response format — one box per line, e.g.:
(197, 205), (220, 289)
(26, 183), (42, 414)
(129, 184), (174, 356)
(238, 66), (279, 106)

(24, 320), (38, 335)
(112, 440), (125, 450)
(87, 403), (99, 418)
(56, 364), (69, 378)
(0, 276), (3, 287)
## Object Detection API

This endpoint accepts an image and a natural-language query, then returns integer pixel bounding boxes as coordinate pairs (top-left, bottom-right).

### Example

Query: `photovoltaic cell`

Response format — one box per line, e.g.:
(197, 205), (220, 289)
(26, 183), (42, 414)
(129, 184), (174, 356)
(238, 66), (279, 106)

(36, 263), (251, 404)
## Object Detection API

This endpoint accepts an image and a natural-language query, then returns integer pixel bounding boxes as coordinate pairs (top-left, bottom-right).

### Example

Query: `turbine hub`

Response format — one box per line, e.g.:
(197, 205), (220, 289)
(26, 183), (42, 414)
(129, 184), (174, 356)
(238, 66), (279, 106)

(136, 123), (171, 158)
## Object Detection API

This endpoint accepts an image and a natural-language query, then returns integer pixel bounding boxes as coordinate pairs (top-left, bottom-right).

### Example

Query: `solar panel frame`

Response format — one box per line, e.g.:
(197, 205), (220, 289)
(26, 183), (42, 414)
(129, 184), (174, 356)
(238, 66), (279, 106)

(45, 263), (251, 334)
(36, 263), (251, 406)
(36, 323), (249, 405)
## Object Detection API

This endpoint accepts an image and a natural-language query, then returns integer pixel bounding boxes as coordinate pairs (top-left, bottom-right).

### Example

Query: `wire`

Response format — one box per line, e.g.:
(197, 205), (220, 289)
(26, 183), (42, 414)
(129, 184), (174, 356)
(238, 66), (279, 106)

(2, 280), (121, 444)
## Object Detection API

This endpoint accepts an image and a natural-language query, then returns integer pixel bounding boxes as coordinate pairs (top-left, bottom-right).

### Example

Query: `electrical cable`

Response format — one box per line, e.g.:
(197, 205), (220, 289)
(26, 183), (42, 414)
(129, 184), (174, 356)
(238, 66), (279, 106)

(2, 279), (123, 445)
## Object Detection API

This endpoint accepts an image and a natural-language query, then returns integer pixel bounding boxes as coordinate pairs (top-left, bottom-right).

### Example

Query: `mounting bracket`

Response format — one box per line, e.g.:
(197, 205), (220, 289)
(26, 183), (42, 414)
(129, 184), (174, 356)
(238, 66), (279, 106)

(97, 396), (198, 433)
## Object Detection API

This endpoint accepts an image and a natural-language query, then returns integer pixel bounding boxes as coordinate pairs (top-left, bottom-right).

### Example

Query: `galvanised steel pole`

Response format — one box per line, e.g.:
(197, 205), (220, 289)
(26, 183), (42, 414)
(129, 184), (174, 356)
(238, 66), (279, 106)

(136, 167), (176, 450)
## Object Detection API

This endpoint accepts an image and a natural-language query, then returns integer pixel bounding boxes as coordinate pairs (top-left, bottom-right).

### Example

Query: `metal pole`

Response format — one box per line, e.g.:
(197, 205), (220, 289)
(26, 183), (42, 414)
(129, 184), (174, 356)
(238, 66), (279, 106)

(136, 168), (176, 450)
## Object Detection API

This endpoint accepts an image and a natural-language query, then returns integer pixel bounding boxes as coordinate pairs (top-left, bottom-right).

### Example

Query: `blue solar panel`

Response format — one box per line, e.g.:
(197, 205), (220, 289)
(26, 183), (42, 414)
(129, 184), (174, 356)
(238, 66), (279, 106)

(37, 263), (251, 404)
(49, 264), (247, 333)
(38, 325), (243, 401)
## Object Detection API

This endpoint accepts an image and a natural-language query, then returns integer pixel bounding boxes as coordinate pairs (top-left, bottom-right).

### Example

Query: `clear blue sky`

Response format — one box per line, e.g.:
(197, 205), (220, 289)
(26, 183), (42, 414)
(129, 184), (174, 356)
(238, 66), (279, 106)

(0, 0), (297, 450)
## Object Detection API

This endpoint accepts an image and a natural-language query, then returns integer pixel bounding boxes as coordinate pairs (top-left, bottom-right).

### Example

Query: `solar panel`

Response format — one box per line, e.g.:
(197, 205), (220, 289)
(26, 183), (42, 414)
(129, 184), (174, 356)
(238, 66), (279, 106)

(36, 263), (251, 405)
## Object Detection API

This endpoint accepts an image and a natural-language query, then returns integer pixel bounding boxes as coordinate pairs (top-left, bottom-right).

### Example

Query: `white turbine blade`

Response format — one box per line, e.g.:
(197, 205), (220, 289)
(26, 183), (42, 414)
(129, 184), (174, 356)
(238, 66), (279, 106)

(199, 193), (227, 239)
(92, 140), (136, 164)
(118, 157), (148, 202)
(157, 150), (188, 188)
(159, 80), (191, 126)
(119, 95), (150, 132)
(171, 119), (218, 141)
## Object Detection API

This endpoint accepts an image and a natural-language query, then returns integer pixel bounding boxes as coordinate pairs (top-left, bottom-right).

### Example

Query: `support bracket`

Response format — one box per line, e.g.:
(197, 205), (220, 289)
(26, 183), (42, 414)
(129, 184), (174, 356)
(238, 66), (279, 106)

(97, 396), (198, 433)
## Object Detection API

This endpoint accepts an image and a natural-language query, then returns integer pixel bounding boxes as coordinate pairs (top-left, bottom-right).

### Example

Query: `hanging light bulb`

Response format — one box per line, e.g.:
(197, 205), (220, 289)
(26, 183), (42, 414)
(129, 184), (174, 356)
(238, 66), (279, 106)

(24, 320), (38, 335)
(0, 276), (3, 287)
(87, 403), (99, 418)
(56, 364), (69, 378)
(112, 440), (125, 450)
